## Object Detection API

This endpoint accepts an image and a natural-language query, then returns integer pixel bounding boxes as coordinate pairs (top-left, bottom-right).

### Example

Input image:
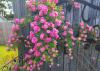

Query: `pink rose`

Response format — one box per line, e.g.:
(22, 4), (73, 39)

(42, 24), (48, 30)
(25, 54), (31, 60)
(33, 46), (37, 51)
(68, 29), (73, 35)
(33, 26), (40, 33)
(40, 47), (46, 52)
(50, 28), (59, 38)
(41, 55), (46, 61)
(71, 36), (76, 41)
(30, 31), (35, 39)
(14, 65), (19, 71)
(30, 5), (37, 12)
(49, 11), (58, 18)
(40, 17), (46, 23)
(61, 16), (65, 20)
(60, 11), (64, 15)
(28, 60), (33, 65)
(34, 51), (41, 57)
(14, 18), (20, 24)
(34, 15), (39, 21)
(88, 26), (93, 32)
(31, 37), (38, 43)
(54, 0), (58, 4)
(63, 26), (68, 30)
(55, 19), (62, 26)
(40, 33), (45, 40)
(80, 21), (84, 29)
(12, 24), (20, 32)
(45, 37), (52, 43)
(55, 35), (59, 39)
(36, 42), (42, 47)
(46, 30), (51, 34)
(39, 61), (43, 65)
(29, 49), (34, 53)
(39, 11), (44, 16)
(66, 21), (70, 26)
(20, 18), (25, 24)
(62, 31), (67, 36)
(72, 42), (75, 46)
(38, 4), (48, 15)
(30, 21), (38, 28)
(45, 45), (49, 49)
(86, 24), (93, 32)
(49, 22), (54, 28)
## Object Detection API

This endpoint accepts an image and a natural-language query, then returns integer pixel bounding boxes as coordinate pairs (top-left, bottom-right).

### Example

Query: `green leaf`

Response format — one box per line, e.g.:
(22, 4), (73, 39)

(34, 57), (41, 62)
(49, 42), (55, 47)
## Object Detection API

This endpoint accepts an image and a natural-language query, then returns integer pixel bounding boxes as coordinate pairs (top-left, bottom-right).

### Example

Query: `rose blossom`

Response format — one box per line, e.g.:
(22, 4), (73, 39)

(29, 31), (35, 39)
(66, 21), (70, 26)
(40, 17), (46, 23)
(33, 26), (40, 33)
(38, 4), (48, 15)
(39, 11), (44, 16)
(30, 5), (37, 12)
(34, 51), (41, 57)
(11, 24), (20, 32)
(80, 21), (84, 29)
(55, 19), (62, 26)
(49, 11), (58, 18)
(36, 42), (42, 47)
(88, 26), (93, 31)
(40, 33), (45, 40)
(68, 29), (73, 35)
(34, 15), (40, 21)
(40, 47), (46, 52)
(14, 18), (20, 24)
(71, 36), (76, 41)
(29, 49), (34, 53)
(31, 37), (38, 43)
(62, 31), (67, 36)
(30, 21), (38, 28)
(44, 37), (52, 43)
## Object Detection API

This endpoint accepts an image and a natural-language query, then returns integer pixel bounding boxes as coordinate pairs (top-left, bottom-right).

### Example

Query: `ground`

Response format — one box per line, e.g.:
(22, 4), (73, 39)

(0, 45), (18, 69)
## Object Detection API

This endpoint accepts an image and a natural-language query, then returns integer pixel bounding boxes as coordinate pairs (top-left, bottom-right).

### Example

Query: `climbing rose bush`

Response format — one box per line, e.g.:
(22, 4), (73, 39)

(8, 0), (94, 70)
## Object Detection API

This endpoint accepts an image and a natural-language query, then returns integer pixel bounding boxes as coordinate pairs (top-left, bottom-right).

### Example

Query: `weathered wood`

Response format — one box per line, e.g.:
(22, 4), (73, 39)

(12, 0), (100, 71)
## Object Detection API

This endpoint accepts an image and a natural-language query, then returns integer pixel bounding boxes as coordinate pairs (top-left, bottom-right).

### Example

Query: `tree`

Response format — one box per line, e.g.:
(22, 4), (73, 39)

(0, 0), (14, 19)
(0, 0), (6, 16)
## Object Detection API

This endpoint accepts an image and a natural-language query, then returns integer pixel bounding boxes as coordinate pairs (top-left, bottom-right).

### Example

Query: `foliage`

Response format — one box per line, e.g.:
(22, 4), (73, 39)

(8, 0), (94, 71)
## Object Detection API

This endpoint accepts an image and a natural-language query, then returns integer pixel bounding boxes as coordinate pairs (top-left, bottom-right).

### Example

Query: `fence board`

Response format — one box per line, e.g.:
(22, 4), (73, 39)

(13, 0), (100, 71)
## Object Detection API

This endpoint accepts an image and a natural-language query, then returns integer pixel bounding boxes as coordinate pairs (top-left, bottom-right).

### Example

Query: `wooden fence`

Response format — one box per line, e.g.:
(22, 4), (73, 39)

(12, 0), (100, 71)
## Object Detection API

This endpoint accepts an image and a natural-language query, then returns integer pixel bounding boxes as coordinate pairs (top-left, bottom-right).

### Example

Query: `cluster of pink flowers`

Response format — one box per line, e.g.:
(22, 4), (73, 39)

(9, 0), (94, 71)
(78, 21), (93, 41)
(61, 21), (76, 49)
(49, 11), (58, 18)
(79, 21), (93, 32)
(20, 0), (63, 70)
(8, 18), (25, 48)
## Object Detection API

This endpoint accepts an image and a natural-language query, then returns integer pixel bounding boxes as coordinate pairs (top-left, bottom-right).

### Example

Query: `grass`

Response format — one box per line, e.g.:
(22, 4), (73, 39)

(0, 45), (18, 69)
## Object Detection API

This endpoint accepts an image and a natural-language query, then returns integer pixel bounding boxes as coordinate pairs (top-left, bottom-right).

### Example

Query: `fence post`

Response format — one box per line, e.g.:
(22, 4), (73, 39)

(12, 0), (27, 18)
(12, 0), (29, 67)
